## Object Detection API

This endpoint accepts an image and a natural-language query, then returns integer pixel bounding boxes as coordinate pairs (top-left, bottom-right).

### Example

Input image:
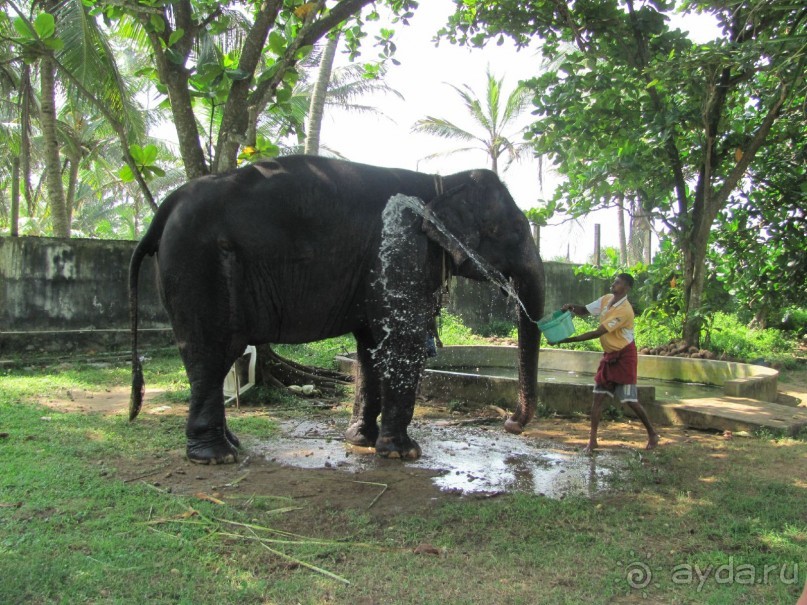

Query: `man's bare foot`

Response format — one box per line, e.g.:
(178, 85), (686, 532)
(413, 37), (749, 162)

(645, 433), (660, 450)
(583, 441), (598, 454)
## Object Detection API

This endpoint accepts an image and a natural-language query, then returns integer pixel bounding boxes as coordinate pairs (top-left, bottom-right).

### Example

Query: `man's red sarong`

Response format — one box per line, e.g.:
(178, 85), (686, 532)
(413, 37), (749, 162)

(594, 341), (638, 391)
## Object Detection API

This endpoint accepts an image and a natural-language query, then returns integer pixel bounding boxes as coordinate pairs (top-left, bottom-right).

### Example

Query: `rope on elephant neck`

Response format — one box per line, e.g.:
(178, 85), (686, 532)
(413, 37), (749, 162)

(433, 173), (450, 318)
(433, 174), (444, 196)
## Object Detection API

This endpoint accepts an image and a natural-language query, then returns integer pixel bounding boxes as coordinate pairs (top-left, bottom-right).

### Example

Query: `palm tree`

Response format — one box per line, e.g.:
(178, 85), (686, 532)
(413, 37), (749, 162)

(411, 68), (532, 175)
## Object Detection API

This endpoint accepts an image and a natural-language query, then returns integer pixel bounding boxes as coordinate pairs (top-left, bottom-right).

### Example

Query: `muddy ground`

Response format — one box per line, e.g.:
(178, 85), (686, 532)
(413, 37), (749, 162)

(36, 367), (806, 526)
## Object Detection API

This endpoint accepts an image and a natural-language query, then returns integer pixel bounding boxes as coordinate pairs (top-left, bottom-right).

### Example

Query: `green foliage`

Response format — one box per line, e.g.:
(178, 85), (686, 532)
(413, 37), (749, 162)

(274, 335), (355, 369)
(475, 319), (516, 338)
(781, 308), (807, 335)
(237, 135), (280, 163)
(633, 314), (680, 350)
(713, 145), (807, 321)
(522, 198), (563, 227)
(705, 313), (798, 365)
(118, 144), (165, 182)
(13, 13), (63, 55)
(437, 312), (488, 345)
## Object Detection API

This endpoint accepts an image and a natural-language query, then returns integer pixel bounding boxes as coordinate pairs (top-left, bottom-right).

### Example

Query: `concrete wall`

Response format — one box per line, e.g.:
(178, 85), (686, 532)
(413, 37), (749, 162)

(0, 236), (170, 354)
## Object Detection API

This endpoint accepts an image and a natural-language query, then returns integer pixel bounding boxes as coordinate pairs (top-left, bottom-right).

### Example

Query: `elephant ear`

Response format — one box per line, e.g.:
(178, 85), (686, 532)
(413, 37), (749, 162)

(421, 184), (481, 267)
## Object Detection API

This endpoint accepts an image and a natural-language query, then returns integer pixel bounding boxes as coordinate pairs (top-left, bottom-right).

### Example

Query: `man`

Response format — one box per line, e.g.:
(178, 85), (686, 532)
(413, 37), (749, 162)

(560, 273), (659, 453)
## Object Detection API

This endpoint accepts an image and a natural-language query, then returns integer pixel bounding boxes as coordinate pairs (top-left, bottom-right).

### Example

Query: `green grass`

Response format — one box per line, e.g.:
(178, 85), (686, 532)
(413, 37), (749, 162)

(1, 348), (806, 604)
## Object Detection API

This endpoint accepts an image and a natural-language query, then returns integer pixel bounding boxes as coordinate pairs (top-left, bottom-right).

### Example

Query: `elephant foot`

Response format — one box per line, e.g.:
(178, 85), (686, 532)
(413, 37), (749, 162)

(187, 428), (239, 465)
(504, 416), (525, 435)
(375, 435), (421, 460)
(345, 420), (379, 447)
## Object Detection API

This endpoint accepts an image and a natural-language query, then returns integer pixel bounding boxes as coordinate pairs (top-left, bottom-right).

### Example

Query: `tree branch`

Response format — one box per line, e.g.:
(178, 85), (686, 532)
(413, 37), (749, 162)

(712, 78), (793, 210)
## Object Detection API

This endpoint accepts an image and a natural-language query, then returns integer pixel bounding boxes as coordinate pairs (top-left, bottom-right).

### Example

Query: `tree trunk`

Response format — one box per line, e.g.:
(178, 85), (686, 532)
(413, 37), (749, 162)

(628, 194), (652, 265)
(616, 193), (627, 264)
(20, 65), (34, 217)
(66, 153), (80, 229)
(10, 156), (19, 236)
(255, 344), (352, 394)
(40, 53), (70, 238)
(142, 0), (209, 180)
(214, 0), (284, 172)
(163, 66), (209, 179)
(681, 232), (708, 346)
(305, 33), (340, 155)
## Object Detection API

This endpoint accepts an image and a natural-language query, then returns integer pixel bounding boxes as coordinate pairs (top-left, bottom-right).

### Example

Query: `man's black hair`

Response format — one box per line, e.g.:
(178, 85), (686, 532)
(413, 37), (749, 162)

(616, 272), (634, 289)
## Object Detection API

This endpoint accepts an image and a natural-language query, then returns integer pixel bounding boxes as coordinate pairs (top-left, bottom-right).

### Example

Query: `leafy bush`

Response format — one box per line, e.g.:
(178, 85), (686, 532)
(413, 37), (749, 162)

(705, 312), (799, 366)
(780, 307), (807, 335)
(475, 319), (517, 338)
(634, 312), (681, 349)
(437, 312), (488, 345)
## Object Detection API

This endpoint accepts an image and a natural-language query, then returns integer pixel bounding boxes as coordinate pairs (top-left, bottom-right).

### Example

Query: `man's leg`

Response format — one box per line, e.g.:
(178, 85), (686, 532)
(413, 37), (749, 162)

(585, 392), (609, 452)
(625, 400), (660, 450)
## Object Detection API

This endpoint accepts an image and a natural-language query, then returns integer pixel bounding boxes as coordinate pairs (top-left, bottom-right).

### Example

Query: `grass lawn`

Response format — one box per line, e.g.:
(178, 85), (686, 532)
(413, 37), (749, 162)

(1, 349), (805, 604)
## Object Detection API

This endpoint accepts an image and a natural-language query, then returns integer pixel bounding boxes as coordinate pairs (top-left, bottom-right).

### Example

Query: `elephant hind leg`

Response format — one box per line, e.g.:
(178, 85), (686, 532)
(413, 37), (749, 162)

(184, 348), (245, 464)
(345, 330), (382, 447)
(172, 325), (247, 463)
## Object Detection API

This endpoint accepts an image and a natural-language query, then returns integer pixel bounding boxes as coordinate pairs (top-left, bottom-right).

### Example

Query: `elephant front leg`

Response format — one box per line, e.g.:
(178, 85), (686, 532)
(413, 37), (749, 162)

(375, 351), (425, 460)
(186, 376), (239, 464)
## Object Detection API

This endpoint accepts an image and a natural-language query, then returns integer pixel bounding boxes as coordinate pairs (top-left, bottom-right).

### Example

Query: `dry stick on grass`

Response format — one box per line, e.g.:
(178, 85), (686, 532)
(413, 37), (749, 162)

(123, 463), (171, 483)
(352, 480), (388, 509)
(143, 502), (391, 585)
(244, 526), (351, 585)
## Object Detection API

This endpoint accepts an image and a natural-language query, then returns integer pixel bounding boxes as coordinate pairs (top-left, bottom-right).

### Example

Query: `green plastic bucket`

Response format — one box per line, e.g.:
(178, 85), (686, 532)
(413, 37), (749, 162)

(537, 310), (575, 344)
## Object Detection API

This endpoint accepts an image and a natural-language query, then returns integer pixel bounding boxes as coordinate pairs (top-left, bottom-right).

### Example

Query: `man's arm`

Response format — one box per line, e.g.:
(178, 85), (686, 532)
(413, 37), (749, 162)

(562, 303), (590, 317)
(557, 324), (607, 344)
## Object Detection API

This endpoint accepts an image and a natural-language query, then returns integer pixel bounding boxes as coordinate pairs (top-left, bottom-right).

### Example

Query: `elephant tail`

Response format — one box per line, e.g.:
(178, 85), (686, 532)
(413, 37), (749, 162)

(129, 237), (150, 421)
(128, 207), (169, 421)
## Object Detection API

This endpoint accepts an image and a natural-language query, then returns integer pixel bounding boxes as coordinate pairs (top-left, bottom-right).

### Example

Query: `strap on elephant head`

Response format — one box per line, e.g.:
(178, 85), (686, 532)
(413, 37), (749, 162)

(422, 177), (471, 271)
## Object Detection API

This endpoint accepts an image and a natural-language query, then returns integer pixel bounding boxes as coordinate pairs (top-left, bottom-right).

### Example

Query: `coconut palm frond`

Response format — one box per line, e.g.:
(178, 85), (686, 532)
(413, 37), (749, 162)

(419, 146), (484, 163)
(326, 63), (405, 104)
(55, 0), (147, 141)
(503, 86), (532, 125)
(484, 71), (503, 129)
(413, 70), (533, 175)
(450, 83), (493, 133)
(411, 117), (477, 142)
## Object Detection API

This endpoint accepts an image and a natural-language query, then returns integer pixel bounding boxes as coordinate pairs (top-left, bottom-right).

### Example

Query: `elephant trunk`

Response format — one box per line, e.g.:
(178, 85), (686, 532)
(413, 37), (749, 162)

(504, 257), (545, 434)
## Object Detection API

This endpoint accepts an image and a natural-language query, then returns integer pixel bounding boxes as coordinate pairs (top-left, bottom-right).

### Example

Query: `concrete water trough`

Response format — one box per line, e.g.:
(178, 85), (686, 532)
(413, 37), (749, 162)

(335, 346), (807, 434)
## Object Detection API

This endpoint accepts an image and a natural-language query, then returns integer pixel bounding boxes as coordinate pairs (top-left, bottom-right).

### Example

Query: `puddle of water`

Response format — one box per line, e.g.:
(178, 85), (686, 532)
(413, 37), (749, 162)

(252, 419), (628, 499)
(442, 366), (722, 401)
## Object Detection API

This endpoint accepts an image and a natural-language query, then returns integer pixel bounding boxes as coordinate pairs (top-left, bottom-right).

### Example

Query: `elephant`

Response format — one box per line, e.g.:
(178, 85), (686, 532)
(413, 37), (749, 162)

(129, 155), (545, 464)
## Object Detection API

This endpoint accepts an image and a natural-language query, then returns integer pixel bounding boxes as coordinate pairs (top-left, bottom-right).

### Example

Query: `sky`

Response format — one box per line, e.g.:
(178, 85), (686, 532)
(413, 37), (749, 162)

(318, 0), (718, 263)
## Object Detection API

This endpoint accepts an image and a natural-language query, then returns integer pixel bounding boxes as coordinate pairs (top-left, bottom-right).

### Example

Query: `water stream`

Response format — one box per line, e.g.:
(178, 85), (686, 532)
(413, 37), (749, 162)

(383, 195), (537, 322)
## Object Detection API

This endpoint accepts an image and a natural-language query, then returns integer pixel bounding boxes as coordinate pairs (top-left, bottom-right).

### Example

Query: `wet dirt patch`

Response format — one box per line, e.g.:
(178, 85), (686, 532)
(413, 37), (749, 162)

(252, 417), (626, 499)
(41, 383), (750, 522)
